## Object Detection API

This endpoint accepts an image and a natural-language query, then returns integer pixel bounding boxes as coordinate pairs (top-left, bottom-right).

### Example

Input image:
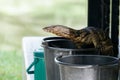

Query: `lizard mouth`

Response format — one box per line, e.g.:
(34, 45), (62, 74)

(43, 27), (52, 32)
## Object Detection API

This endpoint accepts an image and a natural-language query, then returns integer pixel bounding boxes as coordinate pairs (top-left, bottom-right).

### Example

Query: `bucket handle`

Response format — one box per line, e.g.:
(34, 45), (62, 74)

(26, 58), (39, 74)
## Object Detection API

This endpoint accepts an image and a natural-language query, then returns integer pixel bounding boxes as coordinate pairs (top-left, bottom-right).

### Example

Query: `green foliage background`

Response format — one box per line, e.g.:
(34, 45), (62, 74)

(0, 0), (88, 80)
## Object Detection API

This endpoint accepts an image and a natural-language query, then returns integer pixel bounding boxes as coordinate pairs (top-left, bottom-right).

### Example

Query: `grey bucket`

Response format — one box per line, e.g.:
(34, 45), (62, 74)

(55, 55), (119, 80)
(42, 37), (100, 80)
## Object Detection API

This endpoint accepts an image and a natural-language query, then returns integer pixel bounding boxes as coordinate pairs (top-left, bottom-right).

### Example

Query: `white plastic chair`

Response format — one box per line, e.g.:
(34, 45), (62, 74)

(22, 36), (45, 80)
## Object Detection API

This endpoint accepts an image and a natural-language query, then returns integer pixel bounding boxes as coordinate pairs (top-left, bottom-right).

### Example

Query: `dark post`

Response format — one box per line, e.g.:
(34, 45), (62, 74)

(88, 0), (110, 34)
(111, 0), (119, 57)
(88, 0), (119, 57)
(88, 0), (102, 28)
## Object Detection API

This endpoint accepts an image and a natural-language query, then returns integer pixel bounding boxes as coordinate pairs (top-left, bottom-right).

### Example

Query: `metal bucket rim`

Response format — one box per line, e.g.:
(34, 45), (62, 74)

(42, 37), (69, 44)
(55, 55), (119, 68)
(43, 36), (68, 41)
(42, 40), (98, 51)
(42, 37), (99, 51)
(43, 45), (98, 51)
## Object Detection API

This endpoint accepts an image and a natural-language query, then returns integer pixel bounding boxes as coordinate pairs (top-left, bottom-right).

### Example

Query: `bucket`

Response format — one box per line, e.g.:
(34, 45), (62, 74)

(27, 49), (46, 80)
(55, 55), (119, 80)
(42, 37), (100, 80)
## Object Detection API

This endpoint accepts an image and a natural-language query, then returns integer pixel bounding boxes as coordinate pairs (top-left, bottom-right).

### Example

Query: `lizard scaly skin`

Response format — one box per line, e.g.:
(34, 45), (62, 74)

(43, 25), (114, 56)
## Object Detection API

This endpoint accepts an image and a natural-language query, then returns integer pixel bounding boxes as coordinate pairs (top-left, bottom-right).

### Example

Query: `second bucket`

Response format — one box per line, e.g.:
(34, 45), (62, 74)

(42, 37), (99, 80)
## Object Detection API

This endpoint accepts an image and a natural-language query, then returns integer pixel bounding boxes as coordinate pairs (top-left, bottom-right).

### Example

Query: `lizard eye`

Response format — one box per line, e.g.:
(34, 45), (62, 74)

(77, 29), (90, 37)
(74, 30), (82, 37)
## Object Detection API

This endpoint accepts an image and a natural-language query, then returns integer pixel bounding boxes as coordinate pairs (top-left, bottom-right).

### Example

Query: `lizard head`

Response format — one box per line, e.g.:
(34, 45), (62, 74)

(43, 25), (75, 38)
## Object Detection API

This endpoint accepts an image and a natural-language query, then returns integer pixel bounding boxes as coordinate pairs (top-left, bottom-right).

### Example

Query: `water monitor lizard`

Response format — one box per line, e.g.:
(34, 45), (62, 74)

(43, 25), (114, 56)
